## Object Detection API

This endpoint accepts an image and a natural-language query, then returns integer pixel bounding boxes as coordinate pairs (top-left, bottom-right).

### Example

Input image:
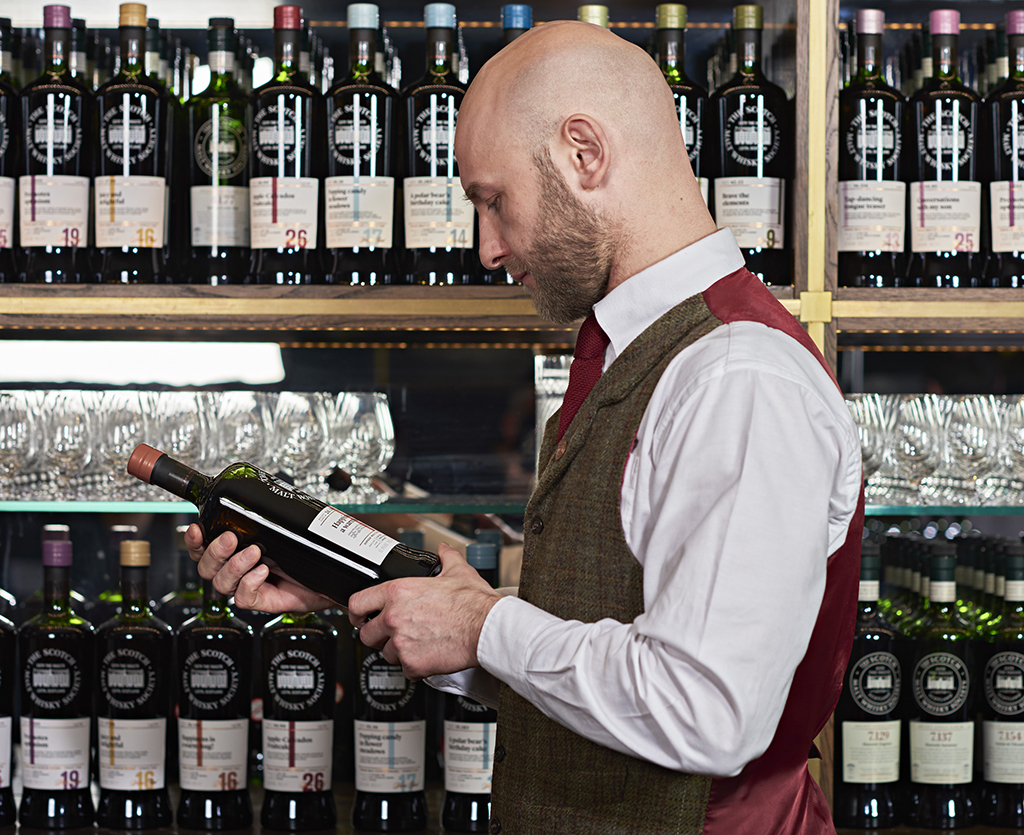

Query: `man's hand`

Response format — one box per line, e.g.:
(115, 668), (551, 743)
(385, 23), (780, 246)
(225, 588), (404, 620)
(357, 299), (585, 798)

(185, 524), (333, 613)
(348, 543), (502, 680)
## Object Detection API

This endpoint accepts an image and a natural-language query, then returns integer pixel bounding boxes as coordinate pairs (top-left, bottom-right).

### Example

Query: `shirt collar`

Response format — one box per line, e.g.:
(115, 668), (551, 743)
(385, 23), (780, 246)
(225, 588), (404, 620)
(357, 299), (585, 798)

(592, 227), (746, 367)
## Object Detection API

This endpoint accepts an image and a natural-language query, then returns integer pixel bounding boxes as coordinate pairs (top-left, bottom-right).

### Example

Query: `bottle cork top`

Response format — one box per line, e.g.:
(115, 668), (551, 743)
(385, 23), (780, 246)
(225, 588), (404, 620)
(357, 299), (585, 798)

(43, 540), (73, 567)
(274, 5), (303, 30)
(577, 5), (609, 27)
(127, 443), (163, 483)
(656, 4), (687, 30)
(42, 523), (71, 542)
(425, 3), (456, 29)
(347, 3), (378, 29)
(930, 9), (959, 36)
(733, 4), (763, 30)
(43, 5), (72, 29)
(120, 540), (151, 567)
(119, 3), (148, 28)
(501, 4), (531, 30)
(855, 9), (884, 36)
(1008, 10), (1024, 37)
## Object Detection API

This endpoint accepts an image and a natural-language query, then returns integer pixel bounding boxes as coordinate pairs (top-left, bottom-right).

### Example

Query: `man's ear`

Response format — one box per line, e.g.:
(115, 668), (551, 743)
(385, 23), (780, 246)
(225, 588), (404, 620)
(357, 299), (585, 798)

(560, 114), (610, 191)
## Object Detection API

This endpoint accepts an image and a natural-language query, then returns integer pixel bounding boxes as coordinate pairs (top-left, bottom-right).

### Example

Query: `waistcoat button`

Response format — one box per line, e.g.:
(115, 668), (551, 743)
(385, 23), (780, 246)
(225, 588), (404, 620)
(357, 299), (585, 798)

(554, 439), (567, 460)
(489, 818), (502, 834)
(530, 517), (544, 535)
(494, 744), (506, 763)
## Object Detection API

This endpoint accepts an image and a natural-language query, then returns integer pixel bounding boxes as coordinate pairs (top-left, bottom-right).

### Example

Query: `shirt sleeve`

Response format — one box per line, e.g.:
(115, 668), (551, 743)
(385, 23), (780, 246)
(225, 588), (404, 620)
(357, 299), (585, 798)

(476, 329), (862, 776)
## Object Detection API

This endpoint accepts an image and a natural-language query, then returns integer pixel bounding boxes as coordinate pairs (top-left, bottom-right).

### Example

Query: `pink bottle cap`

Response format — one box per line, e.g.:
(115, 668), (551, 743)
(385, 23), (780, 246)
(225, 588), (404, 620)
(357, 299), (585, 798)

(930, 9), (960, 36)
(855, 9), (884, 36)
(1009, 10), (1024, 36)
(274, 5), (302, 29)
(42, 540), (72, 567)
(43, 5), (72, 28)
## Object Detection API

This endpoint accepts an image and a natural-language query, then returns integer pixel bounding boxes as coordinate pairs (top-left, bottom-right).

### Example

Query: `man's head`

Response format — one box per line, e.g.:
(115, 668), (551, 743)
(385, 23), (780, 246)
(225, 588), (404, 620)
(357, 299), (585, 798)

(455, 20), (716, 323)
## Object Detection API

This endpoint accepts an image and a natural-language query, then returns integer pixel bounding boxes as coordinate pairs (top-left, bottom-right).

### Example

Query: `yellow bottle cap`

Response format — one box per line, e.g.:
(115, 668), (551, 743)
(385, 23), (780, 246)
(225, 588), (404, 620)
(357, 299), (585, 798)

(733, 4), (763, 30)
(119, 3), (148, 28)
(577, 5), (609, 27)
(656, 4), (687, 30)
(120, 539), (151, 567)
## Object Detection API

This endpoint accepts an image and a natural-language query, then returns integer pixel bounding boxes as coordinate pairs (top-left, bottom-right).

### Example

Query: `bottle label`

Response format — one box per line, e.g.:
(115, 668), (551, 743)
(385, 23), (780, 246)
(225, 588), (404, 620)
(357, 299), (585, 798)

(20, 716), (90, 790)
(308, 506), (400, 567)
(100, 100), (158, 166)
(403, 175), (474, 249)
(182, 647), (242, 711)
(0, 717), (10, 789)
(837, 180), (905, 252)
(909, 180), (981, 253)
(190, 185), (250, 247)
(100, 646), (159, 710)
(18, 174), (90, 247)
(713, 176), (785, 249)
(354, 719), (426, 793)
(325, 176), (395, 249)
(98, 717), (167, 790)
(25, 101), (83, 166)
(913, 652), (971, 716)
(178, 718), (248, 791)
(359, 652), (418, 712)
(910, 719), (973, 784)
(848, 650), (901, 714)
(444, 719), (496, 794)
(857, 579), (880, 602)
(262, 718), (333, 792)
(986, 651), (1024, 716)
(249, 176), (319, 250)
(412, 94), (459, 171)
(673, 95), (703, 165)
(1007, 580), (1024, 601)
(94, 175), (167, 248)
(193, 113), (248, 180)
(841, 719), (900, 784)
(697, 177), (709, 206)
(929, 580), (956, 603)
(0, 177), (11, 249)
(984, 720), (1024, 783)
(919, 109), (975, 171)
(329, 94), (385, 167)
(24, 646), (83, 709)
(252, 100), (308, 168)
(989, 181), (1024, 252)
(844, 107), (901, 172)
(722, 100), (781, 167)
(267, 648), (327, 711)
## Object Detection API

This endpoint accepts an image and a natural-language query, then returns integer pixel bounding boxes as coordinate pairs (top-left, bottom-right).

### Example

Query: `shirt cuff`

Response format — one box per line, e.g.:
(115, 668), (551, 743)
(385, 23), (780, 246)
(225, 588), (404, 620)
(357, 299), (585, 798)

(426, 667), (501, 709)
(476, 595), (565, 702)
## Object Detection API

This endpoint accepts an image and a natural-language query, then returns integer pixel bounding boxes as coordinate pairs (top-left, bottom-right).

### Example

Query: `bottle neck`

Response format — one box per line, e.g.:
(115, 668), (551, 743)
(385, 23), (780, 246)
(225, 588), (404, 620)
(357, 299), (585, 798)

(735, 28), (762, 77)
(150, 453), (212, 506)
(503, 27), (527, 46)
(202, 580), (229, 618)
(274, 28), (302, 78)
(933, 33), (959, 81)
(120, 565), (151, 617)
(348, 28), (375, 79)
(119, 25), (145, 76)
(426, 27), (455, 79)
(44, 27), (70, 75)
(855, 31), (882, 81)
(1011, 34), (1024, 80)
(43, 565), (72, 614)
(208, 51), (236, 78)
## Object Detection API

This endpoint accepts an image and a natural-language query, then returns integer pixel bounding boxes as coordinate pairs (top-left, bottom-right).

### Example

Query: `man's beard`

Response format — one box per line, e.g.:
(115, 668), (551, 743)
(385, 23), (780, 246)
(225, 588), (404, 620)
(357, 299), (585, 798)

(505, 151), (615, 325)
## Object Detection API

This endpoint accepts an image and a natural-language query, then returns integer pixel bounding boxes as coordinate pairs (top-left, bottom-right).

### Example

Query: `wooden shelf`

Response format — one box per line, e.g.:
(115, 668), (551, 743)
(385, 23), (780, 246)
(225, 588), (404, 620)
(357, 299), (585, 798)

(835, 288), (1024, 335)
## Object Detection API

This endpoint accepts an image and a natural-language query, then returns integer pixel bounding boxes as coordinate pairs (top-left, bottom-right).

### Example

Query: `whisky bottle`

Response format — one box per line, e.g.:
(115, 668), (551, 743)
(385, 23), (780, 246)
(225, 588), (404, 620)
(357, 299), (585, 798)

(0, 17), (15, 282)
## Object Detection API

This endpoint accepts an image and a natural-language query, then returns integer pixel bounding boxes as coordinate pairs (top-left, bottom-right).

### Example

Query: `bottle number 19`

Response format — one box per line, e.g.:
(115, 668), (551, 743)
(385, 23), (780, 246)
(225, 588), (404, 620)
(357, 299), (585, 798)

(60, 770), (80, 789)
(62, 227), (80, 247)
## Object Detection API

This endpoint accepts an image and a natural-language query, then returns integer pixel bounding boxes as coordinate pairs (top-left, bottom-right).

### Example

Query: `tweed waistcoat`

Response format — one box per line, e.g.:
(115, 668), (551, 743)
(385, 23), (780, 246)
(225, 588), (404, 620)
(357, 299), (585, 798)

(488, 267), (864, 835)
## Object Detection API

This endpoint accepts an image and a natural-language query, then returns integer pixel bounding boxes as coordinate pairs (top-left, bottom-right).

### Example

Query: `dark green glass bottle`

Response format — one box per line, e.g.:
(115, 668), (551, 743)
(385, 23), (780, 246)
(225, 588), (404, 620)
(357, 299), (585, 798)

(159, 525), (203, 629)
(18, 540), (95, 828)
(260, 612), (337, 831)
(0, 608), (14, 826)
(175, 581), (254, 830)
(187, 18), (250, 285)
(95, 539), (173, 829)
(0, 17), (15, 282)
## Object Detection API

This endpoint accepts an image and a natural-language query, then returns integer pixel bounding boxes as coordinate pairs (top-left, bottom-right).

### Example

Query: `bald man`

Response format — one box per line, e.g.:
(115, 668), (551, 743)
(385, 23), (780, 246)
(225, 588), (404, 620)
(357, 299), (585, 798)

(190, 21), (863, 835)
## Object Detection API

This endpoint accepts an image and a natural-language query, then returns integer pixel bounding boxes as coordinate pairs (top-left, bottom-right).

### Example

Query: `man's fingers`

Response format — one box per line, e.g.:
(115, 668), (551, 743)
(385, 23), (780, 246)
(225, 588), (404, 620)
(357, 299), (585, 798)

(209, 544), (261, 595)
(234, 563), (271, 610)
(183, 524), (206, 561)
(347, 585), (388, 628)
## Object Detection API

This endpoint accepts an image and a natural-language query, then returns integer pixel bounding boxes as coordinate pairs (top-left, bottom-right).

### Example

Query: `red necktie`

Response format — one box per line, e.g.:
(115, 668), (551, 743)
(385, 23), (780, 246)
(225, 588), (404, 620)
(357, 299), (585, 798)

(557, 313), (610, 441)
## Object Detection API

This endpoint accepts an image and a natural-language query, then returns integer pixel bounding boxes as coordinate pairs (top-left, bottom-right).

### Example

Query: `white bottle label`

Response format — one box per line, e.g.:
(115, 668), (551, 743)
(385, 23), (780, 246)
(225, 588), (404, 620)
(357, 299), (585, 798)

(444, 720), (496, 794)
(984, 720), (1024, 783)
(697, 177), (709, 206)
(0, 177), (12, 248)
(325, 176), (394, 249)
(909, 719), (974, 785)
(20, 716), (90, 790)
(98, 717), (167, 790)
(403, 175), (474, 249)
(355, 719), (426, 794)
(190, 185), (250, 248)
(178, 718), (248, 791)
(713, 176), (785, 249)
(858, 580), (880, 602)
(841, 719), (900, 784)
(909, 180), (981, 253)
(990, 181), (1024, 252)
(249, 176), (319, 250)
(0, 718), (10, 789)
(18, 174), (90, 247)
(94, 175), (166, 248)
(262, 718), (333, 792)
(308, 506), (399, 567)
(838, 180), (906, 251)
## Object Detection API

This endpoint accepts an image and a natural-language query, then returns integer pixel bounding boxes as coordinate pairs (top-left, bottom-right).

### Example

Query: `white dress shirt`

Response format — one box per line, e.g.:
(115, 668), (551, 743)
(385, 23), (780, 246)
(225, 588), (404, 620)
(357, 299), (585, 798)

(430, 228), (862, 778)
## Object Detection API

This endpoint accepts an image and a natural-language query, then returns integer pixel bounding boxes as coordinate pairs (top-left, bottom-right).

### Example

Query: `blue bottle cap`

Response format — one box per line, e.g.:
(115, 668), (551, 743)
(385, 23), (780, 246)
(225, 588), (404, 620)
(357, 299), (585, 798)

(501, 4), (532, 29)
(466, 542), (498, 570)
(347, 3), (379, 29)
(425, 2), (456, 29)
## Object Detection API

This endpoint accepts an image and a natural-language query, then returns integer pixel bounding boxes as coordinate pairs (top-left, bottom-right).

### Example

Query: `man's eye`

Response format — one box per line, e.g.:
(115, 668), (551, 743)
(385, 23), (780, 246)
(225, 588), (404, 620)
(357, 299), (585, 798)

(486, 197), (500, 213)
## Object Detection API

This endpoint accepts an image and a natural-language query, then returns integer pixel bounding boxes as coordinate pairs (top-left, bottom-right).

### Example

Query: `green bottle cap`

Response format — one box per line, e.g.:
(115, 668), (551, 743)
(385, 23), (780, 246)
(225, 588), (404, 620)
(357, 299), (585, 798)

(733, 4), (762, 30)
(656, 4), (687, 30)
(1005, 553), (1024, 582)
(207, 18), (237, 53)
(929, 552), (957, 582)
(578, 5), (609, 27)
(860, 553), (881, 582)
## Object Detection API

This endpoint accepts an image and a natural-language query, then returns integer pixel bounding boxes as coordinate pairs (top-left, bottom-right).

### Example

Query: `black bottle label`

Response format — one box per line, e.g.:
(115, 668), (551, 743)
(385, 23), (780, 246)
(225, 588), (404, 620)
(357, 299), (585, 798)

(359, 652), (416, 712)
(918, 110), (975, 172)
(100, 647), (157, 710)
(252, 103), (304, 167)
(985, 651), (1024, 715)
(26, 102), (82, 165)
(913, 652), (971, 715)
(100, 101), (157, 166)
(679, 102), (703, 164)
(411, 98), (458, 169)
(24, 647), (83, 709)
(194, 115), (248, 179)
(0, 110), (9, 159)
(848, 651), (901, 715)
(267, 649), (326, 711)
(329, 101), (383, 167)
(723, 100), (781, 167)
(182, 648), (241, 711)
(455, 695), (490, 715)
(998, 115), (1024, 172)
(844, 109), (901, 171)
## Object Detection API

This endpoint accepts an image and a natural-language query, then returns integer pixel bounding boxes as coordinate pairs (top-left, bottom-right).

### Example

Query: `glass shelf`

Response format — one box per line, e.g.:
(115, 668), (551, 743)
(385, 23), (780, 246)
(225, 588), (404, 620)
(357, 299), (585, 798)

(866, 505), (1024, 517)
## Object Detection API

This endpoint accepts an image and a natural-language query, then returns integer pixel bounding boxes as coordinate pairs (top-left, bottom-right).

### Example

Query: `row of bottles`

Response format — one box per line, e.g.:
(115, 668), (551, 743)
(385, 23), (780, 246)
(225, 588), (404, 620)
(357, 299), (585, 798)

(839, 8), (1024, 288)
(834, 531), (1024, 829)
(0, 2), (796, 286)
(0, 522), (501, 833)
